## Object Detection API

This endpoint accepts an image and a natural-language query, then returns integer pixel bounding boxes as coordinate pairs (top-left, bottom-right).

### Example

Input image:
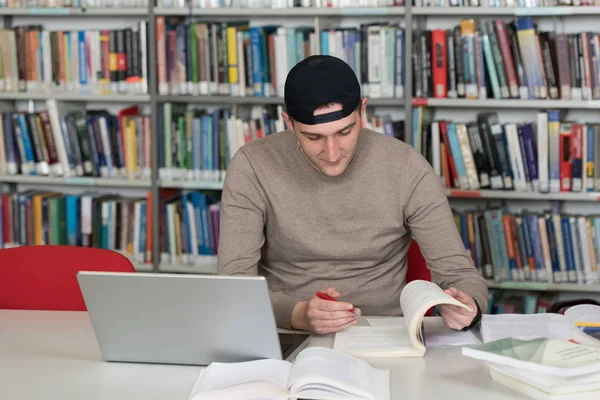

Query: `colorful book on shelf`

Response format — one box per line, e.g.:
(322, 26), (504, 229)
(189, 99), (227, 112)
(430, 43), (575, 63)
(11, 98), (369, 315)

(454, 207), (600, 285)
(0, 100), (150, 180)
(159, 190), (221, 266)
(413, 16), (600, 102)
(419, 110), (600, 194)
(0, 22), (147, 95)
(0, 190), (150, 263)
(155, 18), (405, 100)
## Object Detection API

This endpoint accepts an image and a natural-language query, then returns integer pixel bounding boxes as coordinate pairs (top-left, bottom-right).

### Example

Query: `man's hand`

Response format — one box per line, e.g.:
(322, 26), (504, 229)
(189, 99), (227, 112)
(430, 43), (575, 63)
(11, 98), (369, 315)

(291, 287), (359, 335)
(437, 287), (478, 330)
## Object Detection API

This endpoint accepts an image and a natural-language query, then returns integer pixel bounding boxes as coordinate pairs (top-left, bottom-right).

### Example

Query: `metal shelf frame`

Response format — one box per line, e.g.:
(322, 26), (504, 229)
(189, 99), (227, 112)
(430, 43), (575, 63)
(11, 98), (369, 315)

(0, 92), (150, 102)
(153, 6), (406, 17)
(412, 6), (600, 16)
(0, 175), (152, 188)
(486, 280), (600, 292)
(417, 98), (600, 109)
(0, 7), (148, 16)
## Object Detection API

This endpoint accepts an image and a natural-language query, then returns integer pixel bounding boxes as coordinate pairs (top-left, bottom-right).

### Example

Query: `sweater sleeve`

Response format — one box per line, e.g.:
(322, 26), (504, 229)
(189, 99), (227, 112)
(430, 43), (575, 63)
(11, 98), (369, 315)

(217, 149), (302, 329)
(403, 148), (488, 313)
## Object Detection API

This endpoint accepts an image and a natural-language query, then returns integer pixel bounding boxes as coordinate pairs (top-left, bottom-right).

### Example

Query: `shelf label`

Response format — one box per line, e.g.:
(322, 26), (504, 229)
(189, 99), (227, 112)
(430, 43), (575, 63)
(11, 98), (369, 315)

(65, 177), (96, 186)
(29, 7), (71, 15)
(341, 7), (390, 16)
(412, 98), (428, 106)
(514, 7), (574, 16)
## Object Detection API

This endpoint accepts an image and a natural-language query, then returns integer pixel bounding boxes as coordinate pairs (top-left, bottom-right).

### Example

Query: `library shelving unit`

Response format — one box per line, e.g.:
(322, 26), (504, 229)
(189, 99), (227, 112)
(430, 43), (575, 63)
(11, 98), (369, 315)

(0, 3), (599, 300)
(408, 2), (600, 303)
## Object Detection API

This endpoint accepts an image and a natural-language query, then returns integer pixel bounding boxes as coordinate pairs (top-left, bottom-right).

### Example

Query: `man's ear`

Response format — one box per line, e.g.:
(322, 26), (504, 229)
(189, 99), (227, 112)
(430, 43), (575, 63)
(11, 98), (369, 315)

(360, 97), (368, 115)
(281, 111), (295, 132)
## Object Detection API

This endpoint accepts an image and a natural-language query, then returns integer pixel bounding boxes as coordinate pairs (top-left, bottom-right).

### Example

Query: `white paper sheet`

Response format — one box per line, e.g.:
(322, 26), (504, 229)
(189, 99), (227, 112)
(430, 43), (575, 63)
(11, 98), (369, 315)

(422, 318), (481, 347)
(480, 314), (573, 343)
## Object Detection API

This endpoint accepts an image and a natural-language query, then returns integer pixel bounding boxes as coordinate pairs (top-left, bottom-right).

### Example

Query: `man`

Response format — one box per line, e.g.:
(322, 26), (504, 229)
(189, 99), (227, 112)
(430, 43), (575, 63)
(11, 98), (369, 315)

(217, 55), (487, 335)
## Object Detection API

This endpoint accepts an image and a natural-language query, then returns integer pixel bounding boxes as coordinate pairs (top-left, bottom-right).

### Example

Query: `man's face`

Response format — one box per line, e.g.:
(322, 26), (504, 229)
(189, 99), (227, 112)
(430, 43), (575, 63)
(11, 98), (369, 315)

(283, 99), (367, 177)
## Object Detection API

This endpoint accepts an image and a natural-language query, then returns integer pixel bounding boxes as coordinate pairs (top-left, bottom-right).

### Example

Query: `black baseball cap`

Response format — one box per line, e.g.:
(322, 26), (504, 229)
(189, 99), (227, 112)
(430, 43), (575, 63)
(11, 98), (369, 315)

(284, 55), (361, 126)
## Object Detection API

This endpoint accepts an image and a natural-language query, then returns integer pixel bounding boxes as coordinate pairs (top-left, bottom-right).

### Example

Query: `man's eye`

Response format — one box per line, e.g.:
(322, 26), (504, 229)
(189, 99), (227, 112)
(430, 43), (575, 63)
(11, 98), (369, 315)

(307, 136), (319, 141)
(339, 131), (350, 136)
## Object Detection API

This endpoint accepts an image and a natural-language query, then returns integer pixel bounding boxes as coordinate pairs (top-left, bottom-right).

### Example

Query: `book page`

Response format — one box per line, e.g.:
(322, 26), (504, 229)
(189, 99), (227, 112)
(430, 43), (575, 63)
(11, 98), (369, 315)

(332, 325), (421, 357)
(421, 317), (481, 347)
(399, 280), (472, 353)
(289, 347), (390, 400)
(189, 359), (292, 397)
(480, 314), (573, 343)
(366, 317), (481, 347)
(366, 317), (403, 326)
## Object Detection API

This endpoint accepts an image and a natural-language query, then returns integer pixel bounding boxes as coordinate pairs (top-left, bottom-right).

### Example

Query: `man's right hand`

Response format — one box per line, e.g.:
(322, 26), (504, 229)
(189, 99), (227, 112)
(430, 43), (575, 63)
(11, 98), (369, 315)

(290, 287), (359, 334)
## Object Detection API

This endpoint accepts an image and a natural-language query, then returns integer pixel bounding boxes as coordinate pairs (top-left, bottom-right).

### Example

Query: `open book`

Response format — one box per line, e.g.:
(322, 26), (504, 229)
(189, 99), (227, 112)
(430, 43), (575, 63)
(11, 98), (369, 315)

(187, 346), (390, 400)
(333, 280), (473, 357)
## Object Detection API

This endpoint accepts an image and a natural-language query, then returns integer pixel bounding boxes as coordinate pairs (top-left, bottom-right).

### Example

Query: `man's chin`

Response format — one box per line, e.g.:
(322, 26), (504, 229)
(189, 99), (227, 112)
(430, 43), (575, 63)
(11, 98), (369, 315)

(319, 163), (347, 177)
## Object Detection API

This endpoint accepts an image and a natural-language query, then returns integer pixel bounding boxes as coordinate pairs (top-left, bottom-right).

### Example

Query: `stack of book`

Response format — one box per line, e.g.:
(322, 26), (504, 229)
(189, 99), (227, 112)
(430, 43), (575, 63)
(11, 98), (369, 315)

(462, 337), (600, 400)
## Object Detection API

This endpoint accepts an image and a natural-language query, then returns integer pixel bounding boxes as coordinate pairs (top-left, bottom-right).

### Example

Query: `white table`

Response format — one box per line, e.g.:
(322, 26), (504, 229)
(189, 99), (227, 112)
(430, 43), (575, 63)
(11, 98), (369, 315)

(0, 310), (527, 400)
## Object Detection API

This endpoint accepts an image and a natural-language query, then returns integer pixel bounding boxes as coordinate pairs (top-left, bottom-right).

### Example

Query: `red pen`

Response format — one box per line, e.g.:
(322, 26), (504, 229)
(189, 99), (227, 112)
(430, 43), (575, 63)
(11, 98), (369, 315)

(316, 291), (360, 315)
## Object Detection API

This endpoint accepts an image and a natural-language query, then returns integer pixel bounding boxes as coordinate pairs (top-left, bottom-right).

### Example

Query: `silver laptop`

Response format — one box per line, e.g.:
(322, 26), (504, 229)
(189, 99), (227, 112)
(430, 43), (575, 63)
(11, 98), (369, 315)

(77, 272), (310, 366)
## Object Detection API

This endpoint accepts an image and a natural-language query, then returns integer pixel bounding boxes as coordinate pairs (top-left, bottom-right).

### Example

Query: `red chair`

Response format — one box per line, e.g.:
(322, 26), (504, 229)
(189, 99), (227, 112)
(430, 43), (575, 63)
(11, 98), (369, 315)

(406, 239), (431, 283)
(0, 245), (136, 311)
(406, 239), (433, 316)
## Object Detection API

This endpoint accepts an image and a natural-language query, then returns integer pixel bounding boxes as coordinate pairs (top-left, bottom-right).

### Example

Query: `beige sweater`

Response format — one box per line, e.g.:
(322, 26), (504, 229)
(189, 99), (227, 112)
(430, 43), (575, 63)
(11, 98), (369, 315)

(217, 128), (488, 329)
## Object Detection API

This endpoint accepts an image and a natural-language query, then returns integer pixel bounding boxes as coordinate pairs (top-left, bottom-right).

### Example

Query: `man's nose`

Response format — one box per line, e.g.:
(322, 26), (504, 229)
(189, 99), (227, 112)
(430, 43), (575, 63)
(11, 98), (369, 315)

(323, 137), (340, 162)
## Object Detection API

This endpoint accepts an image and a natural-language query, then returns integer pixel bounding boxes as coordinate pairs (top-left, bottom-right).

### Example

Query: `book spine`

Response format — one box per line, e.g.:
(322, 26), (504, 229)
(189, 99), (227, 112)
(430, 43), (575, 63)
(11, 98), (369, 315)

(559, 122), (572, 192)
(494, 20), (519, 98)
(586, 124), (595, 192)
(571, 123), (584, 193)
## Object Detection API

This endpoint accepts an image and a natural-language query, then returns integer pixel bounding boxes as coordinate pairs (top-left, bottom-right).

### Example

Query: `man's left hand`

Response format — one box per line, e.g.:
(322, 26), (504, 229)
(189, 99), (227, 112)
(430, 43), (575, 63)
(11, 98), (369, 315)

(437, 287), (478, 330)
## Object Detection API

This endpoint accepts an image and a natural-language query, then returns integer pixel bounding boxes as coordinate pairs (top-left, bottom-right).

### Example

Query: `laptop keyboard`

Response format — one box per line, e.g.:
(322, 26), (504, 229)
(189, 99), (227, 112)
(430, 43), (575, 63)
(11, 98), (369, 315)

(280, 342), (293, 354)
(278, 332), (310, 357)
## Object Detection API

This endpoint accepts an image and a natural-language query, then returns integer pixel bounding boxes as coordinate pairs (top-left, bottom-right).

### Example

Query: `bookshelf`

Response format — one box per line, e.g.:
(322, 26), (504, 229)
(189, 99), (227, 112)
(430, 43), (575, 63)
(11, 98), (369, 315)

(485, 279), (600, 293)
(412, 6), (600, 16)
(157, 95), (404, 106)
(0, 175), (152, 188)
(414, 98), (600, 109)
(0, 93), (151, 102)
(0, 2), (599, 307)
(154, 6), (407, 16)
(411, 4), (600, 315)
(0, 8), (148, 16)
